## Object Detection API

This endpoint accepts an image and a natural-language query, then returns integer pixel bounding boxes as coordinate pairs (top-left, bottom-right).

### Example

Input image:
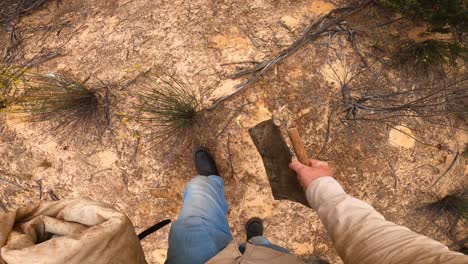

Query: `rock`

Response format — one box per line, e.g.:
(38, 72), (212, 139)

(272, 115), (282, 126)
(316, 243), (329, 253)
(309, 0), (335, 15)
(248, 94), (258, 103)
(281, 16), (301, 30)
(389, 125), (416, 149)
(292, 242), (314, 255)
(96, 150), (118, 167)
(151, 249), (167, 263)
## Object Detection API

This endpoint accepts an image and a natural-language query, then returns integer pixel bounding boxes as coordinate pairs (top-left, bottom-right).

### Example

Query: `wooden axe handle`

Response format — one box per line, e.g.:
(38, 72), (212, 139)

(287, 128), (311, 166)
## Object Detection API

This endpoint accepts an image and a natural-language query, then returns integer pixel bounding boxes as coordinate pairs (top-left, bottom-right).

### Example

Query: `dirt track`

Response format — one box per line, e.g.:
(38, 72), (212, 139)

(0, 0), (467, 263)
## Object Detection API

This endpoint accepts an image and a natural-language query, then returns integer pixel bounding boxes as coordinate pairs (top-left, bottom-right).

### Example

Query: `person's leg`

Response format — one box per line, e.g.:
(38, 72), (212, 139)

(248, 236), (290, 254)
(166, 175), (232, 264)
(239, 236), (290, 254)
(239, 217), (290, 254)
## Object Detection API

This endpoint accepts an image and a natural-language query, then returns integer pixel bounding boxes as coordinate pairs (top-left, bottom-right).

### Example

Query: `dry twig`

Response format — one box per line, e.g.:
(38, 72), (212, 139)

(104, 86), (112, 132)
(0, 198), (8, 213)
(121, 68), (151, 90)
(130, 130), (141, 162)
(227, 133), (235, 178)
(23, 50), (62, 68)
(388, 161), (399, 190)
(431, 152), (460, 188)
(47, 190), (59, 201)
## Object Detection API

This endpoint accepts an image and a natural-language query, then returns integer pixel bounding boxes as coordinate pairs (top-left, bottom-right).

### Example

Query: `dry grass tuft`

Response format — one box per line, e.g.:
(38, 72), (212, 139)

(7, 73), (105, 142)
(137, 73), (202, 145)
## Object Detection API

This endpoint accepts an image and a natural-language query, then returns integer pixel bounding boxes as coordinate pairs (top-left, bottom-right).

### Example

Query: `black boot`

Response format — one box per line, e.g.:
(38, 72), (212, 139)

(193, 148), (219, 176)
(245, 217), (264, 241)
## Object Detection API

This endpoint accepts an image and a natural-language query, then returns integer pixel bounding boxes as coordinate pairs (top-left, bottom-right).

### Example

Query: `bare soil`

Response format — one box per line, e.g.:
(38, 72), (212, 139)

(1, 0), (467, 263)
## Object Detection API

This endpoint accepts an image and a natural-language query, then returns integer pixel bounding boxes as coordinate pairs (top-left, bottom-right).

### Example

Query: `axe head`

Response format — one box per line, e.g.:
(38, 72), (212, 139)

(249, 119), (309, 207)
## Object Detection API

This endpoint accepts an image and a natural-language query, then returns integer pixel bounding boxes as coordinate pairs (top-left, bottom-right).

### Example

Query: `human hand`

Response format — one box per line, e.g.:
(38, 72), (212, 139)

(289, 159), (332, 190)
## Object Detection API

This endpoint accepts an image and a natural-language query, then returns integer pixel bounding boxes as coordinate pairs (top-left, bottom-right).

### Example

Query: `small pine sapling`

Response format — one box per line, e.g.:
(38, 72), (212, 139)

(392, 40), (466, 74)
(382, 1), (467, 73)
(379, 0), (467, 34)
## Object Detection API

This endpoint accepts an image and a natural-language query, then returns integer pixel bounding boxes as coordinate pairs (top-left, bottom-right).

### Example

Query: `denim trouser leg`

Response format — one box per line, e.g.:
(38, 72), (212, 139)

(248, 236), (290, 254)
(166, 176), (233, 264)
(239, 236), (290, 254)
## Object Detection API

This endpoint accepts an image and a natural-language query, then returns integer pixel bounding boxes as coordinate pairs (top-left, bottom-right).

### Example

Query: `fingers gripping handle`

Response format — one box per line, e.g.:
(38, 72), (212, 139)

(287, 128), (311, 166)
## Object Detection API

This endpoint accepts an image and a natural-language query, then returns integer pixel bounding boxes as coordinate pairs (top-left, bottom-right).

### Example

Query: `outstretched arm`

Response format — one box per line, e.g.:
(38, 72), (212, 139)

(290, 160), (467, 264)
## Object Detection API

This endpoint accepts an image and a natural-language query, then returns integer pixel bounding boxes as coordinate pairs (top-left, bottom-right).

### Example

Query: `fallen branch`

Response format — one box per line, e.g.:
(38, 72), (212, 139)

(22, 50), (62, 68)
(207, 0), (373, 110)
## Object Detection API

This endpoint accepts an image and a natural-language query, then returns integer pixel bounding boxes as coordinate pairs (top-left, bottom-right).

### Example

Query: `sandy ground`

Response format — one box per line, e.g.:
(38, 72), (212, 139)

(1, 0), (467, 263)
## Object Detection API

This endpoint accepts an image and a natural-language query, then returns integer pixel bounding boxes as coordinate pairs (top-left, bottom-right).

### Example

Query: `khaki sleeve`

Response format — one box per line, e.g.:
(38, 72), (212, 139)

(306, 177), (468, 264)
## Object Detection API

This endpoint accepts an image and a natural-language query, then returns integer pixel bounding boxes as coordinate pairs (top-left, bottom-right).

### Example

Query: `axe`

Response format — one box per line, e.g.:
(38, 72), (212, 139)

(249, 119), (310, 207)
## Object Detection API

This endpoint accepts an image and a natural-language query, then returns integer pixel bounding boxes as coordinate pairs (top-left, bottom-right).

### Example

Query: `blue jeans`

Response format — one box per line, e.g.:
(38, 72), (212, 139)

(166, 176), (289, 264)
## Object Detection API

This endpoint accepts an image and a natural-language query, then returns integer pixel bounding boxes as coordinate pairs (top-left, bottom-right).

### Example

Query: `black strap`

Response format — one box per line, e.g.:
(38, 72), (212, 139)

(138, 219), (171, 240)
